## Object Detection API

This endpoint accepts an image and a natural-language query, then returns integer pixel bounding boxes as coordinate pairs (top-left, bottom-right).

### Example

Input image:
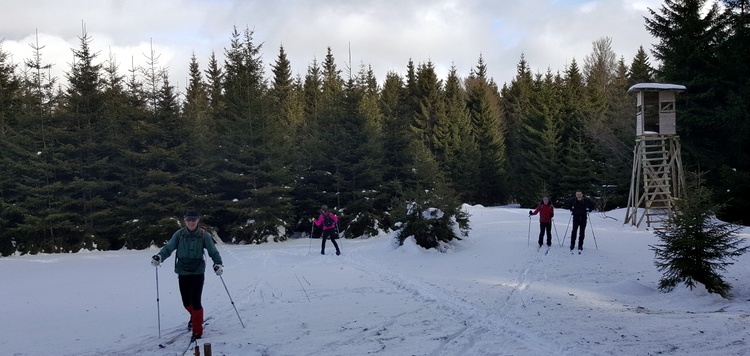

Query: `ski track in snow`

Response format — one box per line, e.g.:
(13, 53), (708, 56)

(6, 206), (750, 356)
(341, 239), (570, 355)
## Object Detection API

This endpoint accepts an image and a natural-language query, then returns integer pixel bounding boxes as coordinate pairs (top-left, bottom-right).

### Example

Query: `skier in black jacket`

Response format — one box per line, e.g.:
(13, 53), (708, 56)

(567, 191), (595, 253)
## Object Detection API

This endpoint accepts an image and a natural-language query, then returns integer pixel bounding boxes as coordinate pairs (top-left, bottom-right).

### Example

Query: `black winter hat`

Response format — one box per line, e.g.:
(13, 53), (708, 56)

(183, 210), (200, 219)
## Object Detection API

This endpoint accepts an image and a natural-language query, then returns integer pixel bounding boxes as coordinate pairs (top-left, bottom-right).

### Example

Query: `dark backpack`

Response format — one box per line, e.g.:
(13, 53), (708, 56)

(323, 213), (335, 228)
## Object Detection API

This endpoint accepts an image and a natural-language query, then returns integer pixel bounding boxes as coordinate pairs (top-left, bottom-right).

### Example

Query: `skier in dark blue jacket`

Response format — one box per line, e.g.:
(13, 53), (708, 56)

(567, 191), (595, 253)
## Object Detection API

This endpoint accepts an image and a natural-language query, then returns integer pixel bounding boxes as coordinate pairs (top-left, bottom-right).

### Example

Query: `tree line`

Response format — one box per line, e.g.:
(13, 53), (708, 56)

(1, 0), (748, 256)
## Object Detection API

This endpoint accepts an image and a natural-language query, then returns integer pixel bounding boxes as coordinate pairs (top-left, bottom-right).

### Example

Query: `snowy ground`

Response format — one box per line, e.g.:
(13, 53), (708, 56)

(3, 205), (750, 356)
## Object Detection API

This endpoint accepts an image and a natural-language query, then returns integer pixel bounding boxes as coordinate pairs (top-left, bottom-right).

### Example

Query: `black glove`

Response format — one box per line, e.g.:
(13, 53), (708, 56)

(151, 254), (161, 267)
(528, 210), (533, 215)
(213, 264), (223, 276)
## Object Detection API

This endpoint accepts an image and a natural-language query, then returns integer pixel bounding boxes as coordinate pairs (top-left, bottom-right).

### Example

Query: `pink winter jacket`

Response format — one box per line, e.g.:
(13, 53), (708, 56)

(314, 212), (339, 230)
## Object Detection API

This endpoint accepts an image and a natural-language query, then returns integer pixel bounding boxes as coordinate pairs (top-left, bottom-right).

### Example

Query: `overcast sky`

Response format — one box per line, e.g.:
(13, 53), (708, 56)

(1, 0), (663, 93)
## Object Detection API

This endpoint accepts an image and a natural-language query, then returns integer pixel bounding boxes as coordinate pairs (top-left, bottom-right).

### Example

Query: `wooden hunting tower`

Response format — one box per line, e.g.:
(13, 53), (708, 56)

(624, 83), (686, 228)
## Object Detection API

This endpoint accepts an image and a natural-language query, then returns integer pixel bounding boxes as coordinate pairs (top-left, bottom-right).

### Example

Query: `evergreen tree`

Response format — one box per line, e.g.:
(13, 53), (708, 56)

(12, 33), (64, 254)
(598, 58), (638, 208)
(610, 58), (636, 145)
(712, 0), (750, 224)
(378, 70), (470, 250)
(269, 45), (304, 135)
(392, 140), (470, 250)
(559, 59), (588, 142)
(628, 46), (654, 86)
(411, 61), (443, 153)
(438, 65), (479, 202)
(268, 44), (305, 160)
(181, 54), (219, 206)
(559, 130), (598, 197)
(102, 52), (161, 249)
(466, 57), (507, 205)
(217, 26), (293, 244)
(19, 31), (58, 152)
(182, 53), (220, 201)
(556, 59), (597, 198)
(0, 41), (25, 255)
(378, 70), (412, 222)
(321, 47), (345, 111)
(303, 48), (346, 213)
(139, 39), (165, 112)
(204, 51), (224, 115)
(39, 28), (115, 252)
(501, 55), (535, 202)
(0, 41), (23, 137)
(651, 178), (748, 298)
(517, 71), (564, 206)
(97, 50), (146, 248)
(646, 0), (750, 225)
(582, 38), (632, 207)
(268, 45), (306, 238)
(336, 64), (387, 238)
(645, 0), (724, 164)
(293, 59), (324, 219)
(123, 60), (192, 248)
(183, 53), (213, 141)
(404, 59), (418, 108)
(118, 41), (194, 246)
(302, 59), (323, 124)
(9, 9), (749, 253)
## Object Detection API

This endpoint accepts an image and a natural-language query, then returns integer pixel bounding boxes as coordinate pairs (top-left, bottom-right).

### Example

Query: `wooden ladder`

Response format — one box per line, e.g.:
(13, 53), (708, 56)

(641, 137), (673, 228)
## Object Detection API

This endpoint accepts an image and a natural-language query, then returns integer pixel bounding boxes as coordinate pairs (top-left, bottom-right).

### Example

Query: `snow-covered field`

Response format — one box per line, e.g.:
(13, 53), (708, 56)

(3, 205), (750, 356)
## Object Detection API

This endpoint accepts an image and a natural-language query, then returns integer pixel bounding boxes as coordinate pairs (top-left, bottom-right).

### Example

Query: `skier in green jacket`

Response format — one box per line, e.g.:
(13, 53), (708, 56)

(151, 211), (223, 340)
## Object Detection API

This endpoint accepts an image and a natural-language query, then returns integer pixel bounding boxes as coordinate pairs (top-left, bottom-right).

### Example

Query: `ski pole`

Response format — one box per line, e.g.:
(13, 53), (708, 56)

(155, 265), (161, 338)
(308, 218), (314, 254)
(561, 214), (572, 247)
(219, 275), (245, 328)
(588, 212), (599, 250)
(552, 218), (561, 247)
(527, 215), (531, 246)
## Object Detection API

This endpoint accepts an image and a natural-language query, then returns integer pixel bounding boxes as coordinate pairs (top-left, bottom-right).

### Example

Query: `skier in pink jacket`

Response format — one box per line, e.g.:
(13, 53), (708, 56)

(314, 205), (341, 255)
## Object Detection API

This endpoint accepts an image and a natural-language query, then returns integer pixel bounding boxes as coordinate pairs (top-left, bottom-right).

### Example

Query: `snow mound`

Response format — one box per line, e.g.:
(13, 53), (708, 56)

(600, 279), (657, 296)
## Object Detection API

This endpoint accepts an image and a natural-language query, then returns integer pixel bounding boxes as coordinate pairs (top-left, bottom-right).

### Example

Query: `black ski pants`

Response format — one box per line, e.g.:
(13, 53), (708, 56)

(570, 215), (587, 250)
(538, 222), (552, 246)
(321, 228), (340, 255)
(178, 273), (205, 311)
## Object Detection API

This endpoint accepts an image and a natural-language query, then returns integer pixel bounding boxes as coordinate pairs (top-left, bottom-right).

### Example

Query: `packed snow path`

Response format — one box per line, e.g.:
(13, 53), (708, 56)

(2, 205), (750, 355)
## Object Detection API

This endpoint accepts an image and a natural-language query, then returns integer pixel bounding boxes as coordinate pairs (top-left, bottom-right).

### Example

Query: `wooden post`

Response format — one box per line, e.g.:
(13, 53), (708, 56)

(194, 345), (200, 355)
(204, 342), (212, 356)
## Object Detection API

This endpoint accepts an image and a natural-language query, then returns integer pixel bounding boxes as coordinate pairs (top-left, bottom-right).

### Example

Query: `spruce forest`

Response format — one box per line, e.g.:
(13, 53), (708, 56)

(1, 0), (748, 256)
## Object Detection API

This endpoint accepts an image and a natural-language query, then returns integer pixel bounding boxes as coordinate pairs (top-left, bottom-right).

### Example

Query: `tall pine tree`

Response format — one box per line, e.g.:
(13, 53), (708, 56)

(466, 57), (507, 205)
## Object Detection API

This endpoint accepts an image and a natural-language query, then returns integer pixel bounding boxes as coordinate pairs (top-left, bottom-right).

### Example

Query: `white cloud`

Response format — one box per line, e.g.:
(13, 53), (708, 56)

(1, 0), (665, 93)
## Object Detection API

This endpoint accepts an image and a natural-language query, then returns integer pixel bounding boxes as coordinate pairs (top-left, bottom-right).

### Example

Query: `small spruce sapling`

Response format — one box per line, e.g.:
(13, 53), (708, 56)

(650, 183), (748, 298)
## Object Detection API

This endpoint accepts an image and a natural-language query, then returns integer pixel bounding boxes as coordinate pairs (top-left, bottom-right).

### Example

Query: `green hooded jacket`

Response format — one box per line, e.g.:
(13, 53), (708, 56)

(157, 227), (223, 275)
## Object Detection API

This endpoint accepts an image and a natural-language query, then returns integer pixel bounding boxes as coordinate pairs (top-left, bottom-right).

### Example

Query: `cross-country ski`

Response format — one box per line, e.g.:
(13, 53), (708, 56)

(158, 317), (212, 349)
